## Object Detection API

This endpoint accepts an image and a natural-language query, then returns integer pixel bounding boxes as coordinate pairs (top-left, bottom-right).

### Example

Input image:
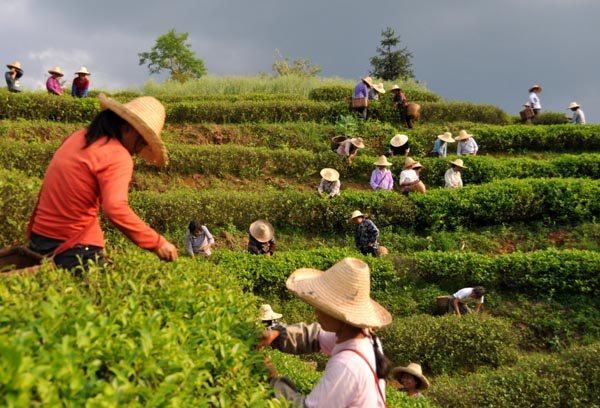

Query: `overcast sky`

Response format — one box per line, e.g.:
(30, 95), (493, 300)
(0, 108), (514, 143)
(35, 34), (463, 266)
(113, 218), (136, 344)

(2, 0), (598, 123)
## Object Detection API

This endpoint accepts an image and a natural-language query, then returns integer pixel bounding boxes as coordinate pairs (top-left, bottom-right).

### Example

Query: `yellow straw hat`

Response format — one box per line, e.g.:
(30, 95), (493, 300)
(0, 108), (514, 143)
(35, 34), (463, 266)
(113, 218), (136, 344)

(390, 134), (409, 147)
(98, 93), (168, 167)
(350, 210), (365, 220)
(455, 130), (473, 141)
(286, 257), (392, 329)
(75, 66), (91, 75)
(392, 363), (430, 390)
(6, 61), (23, 72)
(528, 84), (543, 92)
(373, 82), (386, 94)
(48, 66), (64, 77)
(374, 155), (393, 167)
(361, 76), (373, 87)
(404, 156), (417, 169)
(320, 168), (340, 182)
(449, 159), (467, 168)
(437, 132), (454, 143)
(249, 219), (274, 243)
(350, 137), (365, 149)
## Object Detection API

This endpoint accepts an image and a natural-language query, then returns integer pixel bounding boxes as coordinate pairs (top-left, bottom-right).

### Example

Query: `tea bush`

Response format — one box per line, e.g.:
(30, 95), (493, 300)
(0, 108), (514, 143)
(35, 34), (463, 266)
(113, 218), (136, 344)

(429, 343), (600, 408)
(0, 169), (40, 247)
(0, 250), (281, 406)
(380, 314), (518, 375)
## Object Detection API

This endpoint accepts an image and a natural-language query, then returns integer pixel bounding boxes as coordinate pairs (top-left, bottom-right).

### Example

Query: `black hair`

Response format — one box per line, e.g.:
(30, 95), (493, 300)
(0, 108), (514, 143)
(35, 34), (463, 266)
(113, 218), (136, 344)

(371, 331), (391, 379)
(473, 286), (485, 297)
(84, 110), (127, 148)
(188, 220), (201, 233)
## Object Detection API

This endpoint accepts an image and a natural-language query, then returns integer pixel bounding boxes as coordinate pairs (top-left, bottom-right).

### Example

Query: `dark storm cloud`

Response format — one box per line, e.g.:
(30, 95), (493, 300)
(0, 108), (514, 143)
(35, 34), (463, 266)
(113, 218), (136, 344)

(1, 0), (598, 121)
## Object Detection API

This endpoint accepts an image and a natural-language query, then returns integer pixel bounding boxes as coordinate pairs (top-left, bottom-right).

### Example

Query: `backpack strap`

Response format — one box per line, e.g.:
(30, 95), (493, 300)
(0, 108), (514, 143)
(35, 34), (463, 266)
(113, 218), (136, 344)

(339, 348), (388, 408)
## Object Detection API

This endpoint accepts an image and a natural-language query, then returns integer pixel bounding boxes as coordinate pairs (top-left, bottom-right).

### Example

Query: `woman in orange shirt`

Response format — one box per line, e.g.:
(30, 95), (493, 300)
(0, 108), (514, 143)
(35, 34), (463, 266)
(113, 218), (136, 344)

(27, 94), (177, 271)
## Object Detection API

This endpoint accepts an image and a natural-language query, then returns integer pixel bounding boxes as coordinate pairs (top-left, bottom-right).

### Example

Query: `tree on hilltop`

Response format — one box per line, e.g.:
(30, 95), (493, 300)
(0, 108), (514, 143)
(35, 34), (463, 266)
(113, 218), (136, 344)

(138, 29), (206, 83)
(271, 49), (322, 77)
(369, 27), (414, 81)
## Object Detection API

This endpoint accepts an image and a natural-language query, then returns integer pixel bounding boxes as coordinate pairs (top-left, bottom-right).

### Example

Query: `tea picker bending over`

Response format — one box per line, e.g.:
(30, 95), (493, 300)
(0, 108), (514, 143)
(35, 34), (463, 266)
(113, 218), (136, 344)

(448, 286), (485, 316)
(185, 220), (214, 257)
(248, 219), (276, 256)
(318, 168), (341, 198)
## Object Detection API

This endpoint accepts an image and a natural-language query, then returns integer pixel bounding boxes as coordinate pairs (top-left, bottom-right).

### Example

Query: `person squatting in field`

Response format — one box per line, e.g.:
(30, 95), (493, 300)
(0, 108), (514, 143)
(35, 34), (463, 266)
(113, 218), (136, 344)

(27, 94), (178, 271)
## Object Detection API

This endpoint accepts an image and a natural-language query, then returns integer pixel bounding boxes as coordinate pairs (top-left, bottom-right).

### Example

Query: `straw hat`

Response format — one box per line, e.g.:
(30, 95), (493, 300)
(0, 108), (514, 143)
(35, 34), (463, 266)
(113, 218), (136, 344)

(437, 132), (454, 143)
(98, 93), (168, 167)
(259, 304), (282, 321)
(567, 102), (580, 109)
(249, 219), (274, 243)
(361, 76), (373, 87)
(350, 210), (365, 220)
(392, 363), (430, 390)
(390, 134), (409, 147)
(449, 159), (467, 169)
(390, 84), (401, 92)
(404, 156), (417, 169)
(350, 137), (365, 149)
(523, 102), (531, 107)
(412, 161), (423, 169)
(374, 155), (392, 167)
(48, 66), (64, 77)
(528, 84), (543, 92)
(455, 130), (473, 141)
(286, 257), (392, 329)
(6, 61), (23, 73)
(75, 66), (91, 75)
(320, 168), (340, 182)
(373, 82), (386, 94)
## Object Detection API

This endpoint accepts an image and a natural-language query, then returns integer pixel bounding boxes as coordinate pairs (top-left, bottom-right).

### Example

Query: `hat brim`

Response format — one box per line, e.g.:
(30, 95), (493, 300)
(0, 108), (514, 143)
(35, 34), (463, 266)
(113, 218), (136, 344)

(286, 268), (391, 329)
(7, 64), (23, 73)
(249, 220), (274, 243)
(392, 367), (430, 390)
(390, 135), (409, 147)
(350, 139), (365, 149)
(449, 160), (467, 168)
(98, 94), (168, 167)
(48, 70), (64, 77)
(437, 134), (454, 143)
(320, 168), (340, 182)
(261, 312), (282, 321)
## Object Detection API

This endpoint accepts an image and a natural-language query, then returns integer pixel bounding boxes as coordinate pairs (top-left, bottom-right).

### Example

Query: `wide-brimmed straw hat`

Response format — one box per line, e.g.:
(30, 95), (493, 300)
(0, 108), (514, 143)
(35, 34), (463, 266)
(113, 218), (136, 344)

(75, 66), (91, 75)
(259, 304), (282, 321)
(455, 130), (473, 141)
(373, 82), (386, 94)
(350, 137), (365, 149)
(6, 61), (23, 73)
(437, 132), (454, 143)
(404, 156), (417, 169)
(523, 102), (531, 107)
(320, 168), (340, 182)
(392, 363), (430, 390)
(412, 161), (423, 169)
(528, 84), (543, 92)
(361, 76), (373, 87)
(390, 84), (401, 92)
(567, 102), (581, 109)
(374, 155), (393, 167)
(350, 210), (365, 220)
(98, 93), (168, 167)
(390, 134), (409, 147)
(48, 66), (64, 77)
(449, 159), (467, 169)
(249, 219), (274, 243)
(286, 257), (392, 329)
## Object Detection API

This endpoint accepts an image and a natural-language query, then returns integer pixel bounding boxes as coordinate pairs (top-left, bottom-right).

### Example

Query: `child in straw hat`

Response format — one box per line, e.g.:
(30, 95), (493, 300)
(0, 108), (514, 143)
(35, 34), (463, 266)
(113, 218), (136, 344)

(27, 94), (178, 271)
(370, 155), (394, 191)
(391, 363), (430, 398)
(317, 168), (341, 198)
(46, 66), (65, 96)
(248, 219), (276, 256)
(445, 159), (467, 189)
(258, 257), (392, 407)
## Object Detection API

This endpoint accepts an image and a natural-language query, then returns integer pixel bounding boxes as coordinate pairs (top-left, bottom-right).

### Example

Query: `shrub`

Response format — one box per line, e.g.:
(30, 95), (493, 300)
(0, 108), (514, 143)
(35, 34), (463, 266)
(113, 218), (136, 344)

(308, 86), (352, 102)
(380, 314), (518, 375)
(0, 251), (280, 406)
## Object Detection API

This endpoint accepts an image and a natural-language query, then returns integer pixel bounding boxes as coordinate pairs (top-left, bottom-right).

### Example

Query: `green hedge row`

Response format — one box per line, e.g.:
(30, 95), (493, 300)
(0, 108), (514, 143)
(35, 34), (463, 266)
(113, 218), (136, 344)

(429, 342), (600, 408)
(307, 85), (442, 103)
(380, 314), (518, 375)
(6, 136), (600, 188)
(0, 91), (510, 125)
(0, 251), (278, 407)
(4, 169), (600, 245)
